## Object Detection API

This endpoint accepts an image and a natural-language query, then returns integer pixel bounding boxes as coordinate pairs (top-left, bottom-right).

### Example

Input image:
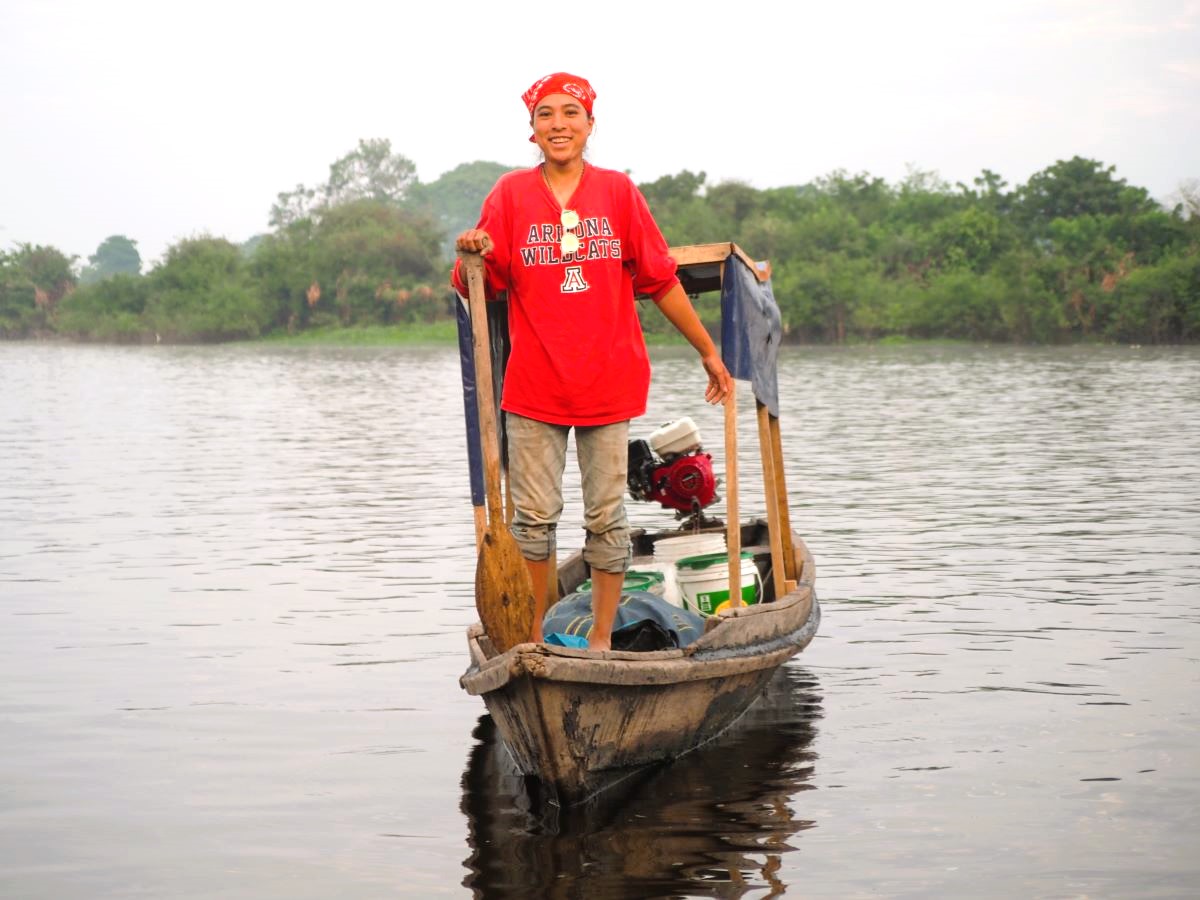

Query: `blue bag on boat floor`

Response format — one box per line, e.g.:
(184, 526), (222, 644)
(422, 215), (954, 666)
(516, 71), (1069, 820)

(542, 590), (707, 651)
(544, 632), (589, 649)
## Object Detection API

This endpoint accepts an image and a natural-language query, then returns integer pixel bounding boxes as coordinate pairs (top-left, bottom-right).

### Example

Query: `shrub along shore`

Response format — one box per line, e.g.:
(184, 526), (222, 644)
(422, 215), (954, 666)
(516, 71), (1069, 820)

(3, 142), (1197, 345)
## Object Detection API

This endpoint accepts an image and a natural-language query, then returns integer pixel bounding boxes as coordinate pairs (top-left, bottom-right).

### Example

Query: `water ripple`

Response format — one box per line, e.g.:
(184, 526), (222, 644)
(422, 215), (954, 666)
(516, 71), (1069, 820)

(1, 342), (1198, 897)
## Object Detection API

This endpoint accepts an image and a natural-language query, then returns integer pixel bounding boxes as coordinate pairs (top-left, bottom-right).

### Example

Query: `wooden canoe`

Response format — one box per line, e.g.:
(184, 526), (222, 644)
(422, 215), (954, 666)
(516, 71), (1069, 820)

(458, 241), (816, 804)
(460, 518), (819, 805)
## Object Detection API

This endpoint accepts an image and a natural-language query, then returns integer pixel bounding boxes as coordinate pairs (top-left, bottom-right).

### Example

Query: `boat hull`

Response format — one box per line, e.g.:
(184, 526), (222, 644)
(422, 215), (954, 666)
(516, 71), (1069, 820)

(460, 525), (818, 804)
(481, 651), (794, 803)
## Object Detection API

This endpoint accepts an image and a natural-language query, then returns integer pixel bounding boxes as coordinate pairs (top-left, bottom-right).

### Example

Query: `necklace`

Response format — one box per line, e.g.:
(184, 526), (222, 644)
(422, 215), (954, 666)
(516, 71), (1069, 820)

(541, 162), (584, 209)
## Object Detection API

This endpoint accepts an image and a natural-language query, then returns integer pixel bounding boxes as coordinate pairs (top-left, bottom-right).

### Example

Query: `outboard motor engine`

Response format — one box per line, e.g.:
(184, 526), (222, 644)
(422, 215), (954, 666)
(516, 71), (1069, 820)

(627, 417), (718, 522)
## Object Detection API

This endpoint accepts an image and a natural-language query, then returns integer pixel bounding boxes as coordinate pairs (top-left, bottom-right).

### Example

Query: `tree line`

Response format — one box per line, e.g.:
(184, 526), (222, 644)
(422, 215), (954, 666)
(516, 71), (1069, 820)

(2, 140), (1197, 344)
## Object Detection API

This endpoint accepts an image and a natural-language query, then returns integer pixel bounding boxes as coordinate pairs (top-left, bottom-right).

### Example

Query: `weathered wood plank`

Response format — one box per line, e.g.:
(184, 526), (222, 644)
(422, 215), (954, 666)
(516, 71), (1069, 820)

(668, 242), (770, 281)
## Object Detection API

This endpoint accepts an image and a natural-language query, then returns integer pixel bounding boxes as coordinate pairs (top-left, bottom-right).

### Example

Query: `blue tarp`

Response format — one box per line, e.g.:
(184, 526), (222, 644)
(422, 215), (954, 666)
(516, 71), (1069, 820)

(454, 293), (512, 508)
(543, 591), (708, 651)
(720, 254), (782, 417)
(454, 295), (485, 509)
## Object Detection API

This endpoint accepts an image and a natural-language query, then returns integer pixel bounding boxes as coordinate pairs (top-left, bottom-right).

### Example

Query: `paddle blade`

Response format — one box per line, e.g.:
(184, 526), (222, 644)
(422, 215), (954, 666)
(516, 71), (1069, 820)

(475, 528), (535, 654)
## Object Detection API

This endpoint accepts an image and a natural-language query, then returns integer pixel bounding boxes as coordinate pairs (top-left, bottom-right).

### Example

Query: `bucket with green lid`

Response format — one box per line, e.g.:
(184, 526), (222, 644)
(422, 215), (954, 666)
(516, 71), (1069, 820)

(674, 551), (759, 616)
(576, 569), (666, 597)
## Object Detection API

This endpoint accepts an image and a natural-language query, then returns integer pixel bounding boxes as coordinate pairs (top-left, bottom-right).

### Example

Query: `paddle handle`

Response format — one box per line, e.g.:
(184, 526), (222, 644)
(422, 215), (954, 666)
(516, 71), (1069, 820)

(461, 251), (504, 527)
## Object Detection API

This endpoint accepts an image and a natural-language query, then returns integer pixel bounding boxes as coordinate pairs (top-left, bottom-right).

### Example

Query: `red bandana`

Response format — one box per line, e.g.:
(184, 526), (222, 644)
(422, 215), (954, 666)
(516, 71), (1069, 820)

(521, 72), (596, 117)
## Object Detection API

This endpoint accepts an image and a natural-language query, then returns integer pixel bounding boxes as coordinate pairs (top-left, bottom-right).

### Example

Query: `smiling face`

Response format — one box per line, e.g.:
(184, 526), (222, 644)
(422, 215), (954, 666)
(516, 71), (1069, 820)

(531, 93), (593, 167)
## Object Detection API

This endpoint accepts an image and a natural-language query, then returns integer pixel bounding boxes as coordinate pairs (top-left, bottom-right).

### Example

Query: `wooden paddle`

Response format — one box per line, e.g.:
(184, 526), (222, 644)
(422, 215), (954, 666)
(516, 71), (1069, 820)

(459, 248), (534, 654)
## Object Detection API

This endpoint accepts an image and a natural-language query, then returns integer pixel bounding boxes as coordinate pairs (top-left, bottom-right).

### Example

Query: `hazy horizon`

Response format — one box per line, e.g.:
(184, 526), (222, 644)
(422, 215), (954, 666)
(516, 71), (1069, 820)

(3, 0), (1197, 267)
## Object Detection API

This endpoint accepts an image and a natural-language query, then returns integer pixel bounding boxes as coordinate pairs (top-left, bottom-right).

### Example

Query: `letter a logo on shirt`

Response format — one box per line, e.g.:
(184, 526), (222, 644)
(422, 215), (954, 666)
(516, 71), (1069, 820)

(560, 266), (590, 293)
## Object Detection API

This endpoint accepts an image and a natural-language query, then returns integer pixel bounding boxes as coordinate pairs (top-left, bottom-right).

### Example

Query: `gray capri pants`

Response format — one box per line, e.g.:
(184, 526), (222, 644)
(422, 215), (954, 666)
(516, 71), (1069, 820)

(506, 412), (632, 574)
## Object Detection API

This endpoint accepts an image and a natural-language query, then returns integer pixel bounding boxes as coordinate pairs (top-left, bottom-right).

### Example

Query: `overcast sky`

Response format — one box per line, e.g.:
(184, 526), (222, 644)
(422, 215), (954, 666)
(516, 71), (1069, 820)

(2, 0), (1197, 267)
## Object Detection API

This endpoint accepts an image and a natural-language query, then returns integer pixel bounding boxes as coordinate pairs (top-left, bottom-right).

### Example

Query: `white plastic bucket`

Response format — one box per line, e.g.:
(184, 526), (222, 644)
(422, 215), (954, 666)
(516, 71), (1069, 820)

(577, 569), (666, 597)
(624, 561), (682, 607)
(653, 532), (725, 564)
(675, 552), (760, 616)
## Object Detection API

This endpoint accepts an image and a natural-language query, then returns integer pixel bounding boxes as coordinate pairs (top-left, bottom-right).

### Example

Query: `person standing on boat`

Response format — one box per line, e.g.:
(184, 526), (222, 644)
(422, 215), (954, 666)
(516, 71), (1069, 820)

(452, 72), (732, 652)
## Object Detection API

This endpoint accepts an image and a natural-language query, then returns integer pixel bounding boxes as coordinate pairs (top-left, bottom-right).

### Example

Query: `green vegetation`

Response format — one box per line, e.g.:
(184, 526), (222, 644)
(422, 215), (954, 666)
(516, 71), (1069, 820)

(78, 235), (141, 284)
(0, 243), (75, 337)
(638, 161), (1199, 343)
(4, 145), (1198, 344)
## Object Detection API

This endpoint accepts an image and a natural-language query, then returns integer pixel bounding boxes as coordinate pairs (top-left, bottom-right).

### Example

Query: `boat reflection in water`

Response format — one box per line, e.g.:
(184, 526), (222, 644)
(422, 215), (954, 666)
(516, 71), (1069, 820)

(460, 665), (822, 898)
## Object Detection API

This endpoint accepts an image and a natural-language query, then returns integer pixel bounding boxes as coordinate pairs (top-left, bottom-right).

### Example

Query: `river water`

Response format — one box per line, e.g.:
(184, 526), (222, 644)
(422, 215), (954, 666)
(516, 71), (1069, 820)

(1, 341), (1197, 899)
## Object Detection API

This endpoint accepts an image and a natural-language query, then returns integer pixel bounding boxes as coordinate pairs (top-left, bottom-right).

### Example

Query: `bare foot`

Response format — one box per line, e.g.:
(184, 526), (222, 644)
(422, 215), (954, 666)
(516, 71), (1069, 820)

(530, 629), (543, 644)
(587, 639), (611, 652)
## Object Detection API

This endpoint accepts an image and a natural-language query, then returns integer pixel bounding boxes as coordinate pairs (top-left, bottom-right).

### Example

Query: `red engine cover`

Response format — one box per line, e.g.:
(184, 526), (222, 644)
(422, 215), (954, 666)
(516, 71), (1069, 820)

(647, 452), (717, 512)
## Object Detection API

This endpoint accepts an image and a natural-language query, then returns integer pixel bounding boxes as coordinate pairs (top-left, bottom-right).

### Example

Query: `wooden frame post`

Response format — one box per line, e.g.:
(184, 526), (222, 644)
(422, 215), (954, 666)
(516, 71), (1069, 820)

(724, 382), (741, 607)
(715, 257), (746, 608)
(756, 401), (788, 600)
(769, 415), (798, 586)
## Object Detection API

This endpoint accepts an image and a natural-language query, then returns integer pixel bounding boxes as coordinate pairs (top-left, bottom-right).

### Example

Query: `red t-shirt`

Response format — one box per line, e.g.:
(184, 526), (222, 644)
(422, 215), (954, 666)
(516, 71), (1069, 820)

(452, 165), (679, 426)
